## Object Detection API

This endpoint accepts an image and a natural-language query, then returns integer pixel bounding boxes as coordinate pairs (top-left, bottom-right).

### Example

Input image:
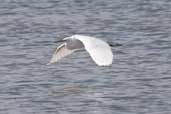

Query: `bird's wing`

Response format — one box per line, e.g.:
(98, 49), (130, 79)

(48, 43), (75, 64)
(74, 35), (113, 66)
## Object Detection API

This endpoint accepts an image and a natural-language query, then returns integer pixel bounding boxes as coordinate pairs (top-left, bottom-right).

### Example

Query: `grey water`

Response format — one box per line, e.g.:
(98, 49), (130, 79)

(0, 0), (171, 114)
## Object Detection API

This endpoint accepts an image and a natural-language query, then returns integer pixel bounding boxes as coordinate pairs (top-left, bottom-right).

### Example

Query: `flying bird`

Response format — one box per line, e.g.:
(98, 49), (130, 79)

(48, 35), (113, 66)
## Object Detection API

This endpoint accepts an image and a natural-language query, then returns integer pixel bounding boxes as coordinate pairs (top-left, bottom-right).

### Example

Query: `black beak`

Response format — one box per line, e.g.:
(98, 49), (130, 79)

(54, 39), (65, 43)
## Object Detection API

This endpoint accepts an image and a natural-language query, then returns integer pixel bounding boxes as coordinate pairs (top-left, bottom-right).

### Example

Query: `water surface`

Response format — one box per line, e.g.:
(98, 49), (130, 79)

(0, 0), (171, 114)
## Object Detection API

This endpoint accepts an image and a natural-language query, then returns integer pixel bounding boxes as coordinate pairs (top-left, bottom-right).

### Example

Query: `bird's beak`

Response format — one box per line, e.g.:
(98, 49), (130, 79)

(54, 36), (70, 43)
(54, 39), (64, 43)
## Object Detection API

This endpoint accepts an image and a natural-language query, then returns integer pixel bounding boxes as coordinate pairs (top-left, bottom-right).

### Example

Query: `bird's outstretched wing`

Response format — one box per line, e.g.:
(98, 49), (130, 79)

(74, 35), (113, 66)
(48, 43), (74, 64)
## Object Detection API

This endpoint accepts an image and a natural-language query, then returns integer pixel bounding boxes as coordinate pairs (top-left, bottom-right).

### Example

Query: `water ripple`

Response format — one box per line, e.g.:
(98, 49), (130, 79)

(0, 0), (171, 114)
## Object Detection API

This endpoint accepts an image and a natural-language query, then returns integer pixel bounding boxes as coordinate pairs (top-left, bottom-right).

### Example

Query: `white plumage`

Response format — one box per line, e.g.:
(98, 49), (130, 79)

(48, 35), (113, 66)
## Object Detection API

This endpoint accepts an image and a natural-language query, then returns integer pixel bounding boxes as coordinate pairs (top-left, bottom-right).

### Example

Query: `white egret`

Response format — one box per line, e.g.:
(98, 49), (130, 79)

(48, 35), (113, 66)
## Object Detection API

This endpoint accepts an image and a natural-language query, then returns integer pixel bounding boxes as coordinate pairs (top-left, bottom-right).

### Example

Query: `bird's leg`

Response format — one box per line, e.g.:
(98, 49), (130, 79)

(108, 42), (123, 47)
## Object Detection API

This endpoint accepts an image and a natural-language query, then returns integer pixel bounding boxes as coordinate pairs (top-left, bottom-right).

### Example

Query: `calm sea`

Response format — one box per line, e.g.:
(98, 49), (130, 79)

(0, 0), (171, 114)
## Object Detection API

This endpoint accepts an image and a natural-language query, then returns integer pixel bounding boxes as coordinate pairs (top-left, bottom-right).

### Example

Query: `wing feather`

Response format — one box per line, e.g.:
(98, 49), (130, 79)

(74, 35), (113, 66)
(48, 43), (74, 64)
